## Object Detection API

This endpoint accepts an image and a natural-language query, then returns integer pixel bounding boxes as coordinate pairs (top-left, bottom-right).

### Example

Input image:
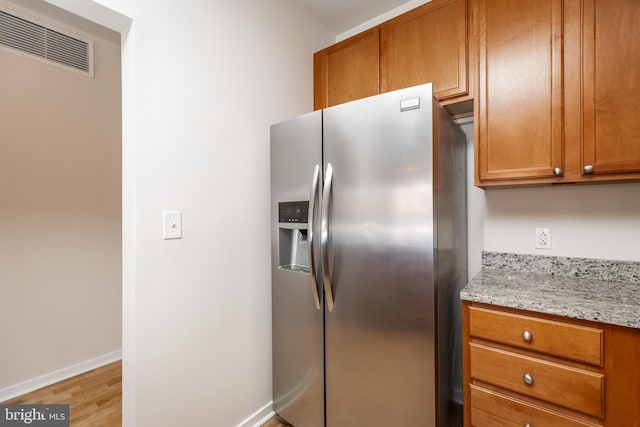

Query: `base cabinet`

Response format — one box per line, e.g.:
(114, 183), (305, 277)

(463, 302), (640, 426)
(471, 385), (600, 427)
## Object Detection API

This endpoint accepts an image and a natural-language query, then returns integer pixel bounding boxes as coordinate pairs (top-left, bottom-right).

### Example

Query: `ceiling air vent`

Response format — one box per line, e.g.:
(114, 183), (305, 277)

(0, 9), (93, 76)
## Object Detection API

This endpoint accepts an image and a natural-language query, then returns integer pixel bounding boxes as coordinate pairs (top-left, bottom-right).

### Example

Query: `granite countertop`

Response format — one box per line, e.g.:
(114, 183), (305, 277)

(461, 252), (640, 329)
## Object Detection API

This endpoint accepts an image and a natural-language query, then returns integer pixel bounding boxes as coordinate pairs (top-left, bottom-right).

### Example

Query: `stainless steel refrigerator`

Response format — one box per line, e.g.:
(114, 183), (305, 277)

(270, 83), (467, 427)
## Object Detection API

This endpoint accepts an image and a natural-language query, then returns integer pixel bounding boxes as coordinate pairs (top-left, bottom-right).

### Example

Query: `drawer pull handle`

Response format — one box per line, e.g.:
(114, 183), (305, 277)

(524, 424), (531, 427)
(523, 373), (534, 385)
(522, 330), (533, 341)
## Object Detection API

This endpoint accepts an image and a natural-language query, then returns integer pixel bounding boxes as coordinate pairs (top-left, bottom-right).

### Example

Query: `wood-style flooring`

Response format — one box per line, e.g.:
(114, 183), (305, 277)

(2, 363), (294, 427)
(2, 360), (122, 426)
(262, 417), (289, 427)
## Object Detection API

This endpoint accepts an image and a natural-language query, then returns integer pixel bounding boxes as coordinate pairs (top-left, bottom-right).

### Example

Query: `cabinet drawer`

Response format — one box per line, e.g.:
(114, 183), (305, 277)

(470, 385), (601, 427)
(470, 343), (604, 417)
(469, 306), (603, 365)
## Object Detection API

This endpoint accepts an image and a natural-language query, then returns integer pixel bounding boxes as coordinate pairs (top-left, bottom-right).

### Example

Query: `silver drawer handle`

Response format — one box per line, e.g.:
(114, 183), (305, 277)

(584, 164), (594, 174)
(553, 167), (562, 176)
(523, 373), (534, 385)
(522, 330), (533, 342)
(524, 424), (531, 427)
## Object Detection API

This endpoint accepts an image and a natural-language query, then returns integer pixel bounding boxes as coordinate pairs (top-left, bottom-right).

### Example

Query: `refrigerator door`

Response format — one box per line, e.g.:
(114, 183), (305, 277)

(271, 111), (324, 427)
(322, 84), (436, 427)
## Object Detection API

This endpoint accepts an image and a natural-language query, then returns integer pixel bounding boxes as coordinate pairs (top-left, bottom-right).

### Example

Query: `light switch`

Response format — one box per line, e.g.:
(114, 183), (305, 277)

(163, 211), (182, 240)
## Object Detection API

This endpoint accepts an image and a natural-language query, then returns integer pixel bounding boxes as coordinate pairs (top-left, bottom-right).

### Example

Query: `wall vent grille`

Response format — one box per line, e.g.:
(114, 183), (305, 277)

(0, 9), (93, 76)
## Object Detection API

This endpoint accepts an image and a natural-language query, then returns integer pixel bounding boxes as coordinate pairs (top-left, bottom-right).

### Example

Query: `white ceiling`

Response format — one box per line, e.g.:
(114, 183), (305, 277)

(294, 0), (418, 35)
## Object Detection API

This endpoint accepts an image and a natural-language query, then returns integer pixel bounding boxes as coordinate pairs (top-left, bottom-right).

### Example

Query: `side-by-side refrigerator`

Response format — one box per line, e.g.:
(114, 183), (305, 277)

(270, 83), (467, 427)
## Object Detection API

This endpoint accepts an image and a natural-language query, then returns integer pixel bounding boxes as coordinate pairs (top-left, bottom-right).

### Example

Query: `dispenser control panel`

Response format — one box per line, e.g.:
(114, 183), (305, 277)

(279, 201), (308, 223)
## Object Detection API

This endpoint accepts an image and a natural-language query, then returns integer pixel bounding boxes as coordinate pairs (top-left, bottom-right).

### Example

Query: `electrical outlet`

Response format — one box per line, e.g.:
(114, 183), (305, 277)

(535, 228), (551, 249)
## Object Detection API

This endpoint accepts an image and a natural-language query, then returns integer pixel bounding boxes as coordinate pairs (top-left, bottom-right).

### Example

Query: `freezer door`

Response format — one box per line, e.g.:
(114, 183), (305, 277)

(270, 111), (324, 427)
(322, 84), (436, 427)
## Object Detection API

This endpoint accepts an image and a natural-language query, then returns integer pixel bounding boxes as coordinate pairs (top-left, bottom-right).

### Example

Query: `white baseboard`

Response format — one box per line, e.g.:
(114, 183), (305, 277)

(0, 349), (122, 402)
(236, 401), (274, 427)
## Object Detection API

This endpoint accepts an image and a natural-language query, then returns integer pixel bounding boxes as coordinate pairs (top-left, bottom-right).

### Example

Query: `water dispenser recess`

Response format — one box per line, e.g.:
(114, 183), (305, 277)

(278, 201), (310, 274)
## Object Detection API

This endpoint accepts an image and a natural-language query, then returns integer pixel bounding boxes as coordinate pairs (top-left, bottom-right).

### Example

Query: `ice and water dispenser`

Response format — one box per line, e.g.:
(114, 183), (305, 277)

(278, 201), (310, 274)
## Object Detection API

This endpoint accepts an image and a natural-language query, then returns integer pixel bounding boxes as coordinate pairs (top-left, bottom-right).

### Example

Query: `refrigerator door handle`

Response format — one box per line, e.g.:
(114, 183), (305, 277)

(308, 164), (321, 310)
(321, 162), (335, 312)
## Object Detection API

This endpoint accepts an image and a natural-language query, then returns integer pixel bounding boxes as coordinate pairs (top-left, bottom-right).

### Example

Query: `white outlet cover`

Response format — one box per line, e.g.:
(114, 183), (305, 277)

(163, 211), (182, 240)
(535, 227), (551, 249)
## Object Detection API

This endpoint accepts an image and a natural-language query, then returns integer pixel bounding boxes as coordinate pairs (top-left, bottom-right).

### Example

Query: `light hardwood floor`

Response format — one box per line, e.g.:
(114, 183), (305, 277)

(2, 363), (292, 427)
(261, 417), (289, 427)
(2, 360), (122, 426)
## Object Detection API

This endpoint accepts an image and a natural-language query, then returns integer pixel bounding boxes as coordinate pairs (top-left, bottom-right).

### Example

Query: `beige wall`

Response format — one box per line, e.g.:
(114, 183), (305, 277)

(483, 181), (640, 261)
(47, 0), (334, 425)
(0, 0), (122, 390)
(458, 119), (640, 280)
(31, 1), (640, 425)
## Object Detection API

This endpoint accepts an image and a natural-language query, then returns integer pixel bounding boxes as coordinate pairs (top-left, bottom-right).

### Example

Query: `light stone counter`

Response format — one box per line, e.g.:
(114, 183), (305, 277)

(461, 252), (640, 329)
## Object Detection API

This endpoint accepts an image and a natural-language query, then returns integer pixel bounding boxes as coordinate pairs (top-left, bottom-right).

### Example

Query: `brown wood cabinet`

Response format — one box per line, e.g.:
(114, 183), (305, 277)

(313, 0), (470, 110)
(470, 385), (600, 427)
(313, 28), (379, 110)
(581, 0), (640, 176)
(380, 0), (468, 101)
(476, 0), (640, 186)
(463, 301), (640, 426)
(476, 0), (563, 182)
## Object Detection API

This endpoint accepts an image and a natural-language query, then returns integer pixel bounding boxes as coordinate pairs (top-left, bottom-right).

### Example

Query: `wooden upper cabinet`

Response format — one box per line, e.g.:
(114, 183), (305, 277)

(582, 0), (640, 176)
(476, 0), (640, 186)
(476, 0), (563, 183)
(313, 28), (379, 110)
(314, 0), (471, 110)
(380, 0), (468, 102)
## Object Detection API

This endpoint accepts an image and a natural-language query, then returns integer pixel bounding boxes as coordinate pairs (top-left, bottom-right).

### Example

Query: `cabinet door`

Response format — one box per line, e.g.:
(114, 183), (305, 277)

(476, 0), (563, 183)
(379, 0), (468, 101)
(313, 28), (379, 110)
(582, 0), (640, 175)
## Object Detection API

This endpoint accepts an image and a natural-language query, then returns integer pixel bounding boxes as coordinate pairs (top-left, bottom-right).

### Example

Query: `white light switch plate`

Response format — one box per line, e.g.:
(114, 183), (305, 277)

(163, 211), (182, 240)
